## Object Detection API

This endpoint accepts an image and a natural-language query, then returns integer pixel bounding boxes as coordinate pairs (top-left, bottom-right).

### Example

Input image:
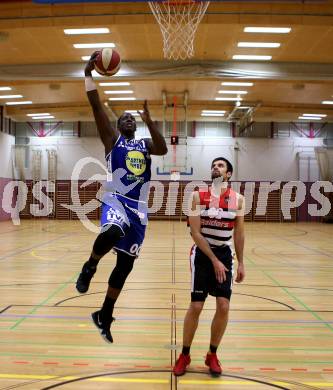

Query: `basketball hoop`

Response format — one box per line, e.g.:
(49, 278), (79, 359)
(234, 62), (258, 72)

(170, 170), (180, 181)
(148, 0), (210, 60)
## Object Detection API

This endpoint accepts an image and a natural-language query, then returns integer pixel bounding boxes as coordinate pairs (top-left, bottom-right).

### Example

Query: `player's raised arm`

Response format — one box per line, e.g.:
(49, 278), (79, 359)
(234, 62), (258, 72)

(139, 100), (168, 156)
(84, 52), (119, 155)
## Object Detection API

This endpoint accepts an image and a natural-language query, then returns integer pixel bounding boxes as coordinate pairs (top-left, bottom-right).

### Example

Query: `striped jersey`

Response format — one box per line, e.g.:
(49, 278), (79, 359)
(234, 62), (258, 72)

(198, 188), (239, 248)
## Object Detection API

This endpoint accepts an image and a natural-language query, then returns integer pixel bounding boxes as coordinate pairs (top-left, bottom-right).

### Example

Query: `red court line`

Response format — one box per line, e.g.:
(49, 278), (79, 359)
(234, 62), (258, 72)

(13, 361), (29, 364)
(43, 362), (59, 365)
(73, 363), (89, 366)
(134, 365), (152, 368)
(104, 363), (120, 367)
(291, 368), (308, 371)
(260, 368), (276, 371)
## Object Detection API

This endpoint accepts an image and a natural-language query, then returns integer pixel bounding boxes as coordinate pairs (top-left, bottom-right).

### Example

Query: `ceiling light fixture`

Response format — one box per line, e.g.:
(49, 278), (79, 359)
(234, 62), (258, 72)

(238, 42), (280, 48)
(27, 113), (50, 116)
(6, 101), (32, 105)
(218, 90), (248, 94)
(31, 116), (55, 120)
(65, 28), (110, 35)
(202, 110), (226, 113)
(100, 82), (131, 86)
(215, 97), (243, 101)
(108, 97), (136, 101)
(0, 87), (11, 91)
(0, 95), (23, 99)
(74, 43), (115, 49)
(233, 55), (272, 60)
(201, 113), (225, 117)
(302, 113), (327, 117)
(221, 82), (253, 86)
(244, 27), (291, 33)
(298, 116), (322, 120)
(104, 90), (134, 94)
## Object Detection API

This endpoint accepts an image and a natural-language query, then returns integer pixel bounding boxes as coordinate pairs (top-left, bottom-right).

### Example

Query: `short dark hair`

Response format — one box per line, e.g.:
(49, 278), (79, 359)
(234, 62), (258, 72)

(211, 157), (233, 175)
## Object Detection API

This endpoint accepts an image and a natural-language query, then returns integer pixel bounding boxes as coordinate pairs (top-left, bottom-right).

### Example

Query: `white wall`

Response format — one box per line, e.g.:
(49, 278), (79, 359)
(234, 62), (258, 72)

(0, 132), (15, 178)
(24, 135), (324, 181)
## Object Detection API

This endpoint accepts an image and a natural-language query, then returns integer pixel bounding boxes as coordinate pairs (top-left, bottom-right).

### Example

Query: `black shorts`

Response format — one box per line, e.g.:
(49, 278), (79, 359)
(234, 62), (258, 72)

(190, 245), (234, 302)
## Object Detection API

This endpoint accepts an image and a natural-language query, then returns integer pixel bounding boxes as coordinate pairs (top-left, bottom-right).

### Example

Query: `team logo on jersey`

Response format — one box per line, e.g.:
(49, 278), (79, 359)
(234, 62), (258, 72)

(125, 151), (146, 176)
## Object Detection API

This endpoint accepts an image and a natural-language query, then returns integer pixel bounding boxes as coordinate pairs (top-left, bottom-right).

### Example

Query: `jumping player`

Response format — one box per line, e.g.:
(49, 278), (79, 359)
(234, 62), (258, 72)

(76, 52), (167, 343)
(173, 157), (245, 376)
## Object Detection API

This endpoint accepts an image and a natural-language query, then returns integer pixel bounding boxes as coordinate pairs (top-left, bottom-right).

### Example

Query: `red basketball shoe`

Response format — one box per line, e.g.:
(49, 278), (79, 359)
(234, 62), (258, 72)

(205, 352), (222, 376)
(173, 353), (191, 376)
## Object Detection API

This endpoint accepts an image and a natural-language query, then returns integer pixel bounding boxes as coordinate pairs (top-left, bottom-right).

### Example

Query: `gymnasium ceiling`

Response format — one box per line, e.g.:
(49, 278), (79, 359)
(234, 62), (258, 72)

(1, 0), (333, 125)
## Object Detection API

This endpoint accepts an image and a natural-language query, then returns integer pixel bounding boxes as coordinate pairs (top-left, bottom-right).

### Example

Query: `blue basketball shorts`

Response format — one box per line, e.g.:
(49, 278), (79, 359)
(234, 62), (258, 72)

(100, 194), (147, 257)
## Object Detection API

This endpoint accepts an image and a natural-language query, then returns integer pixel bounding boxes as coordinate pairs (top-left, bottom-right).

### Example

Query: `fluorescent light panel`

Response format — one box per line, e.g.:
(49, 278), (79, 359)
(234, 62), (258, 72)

(31, 116), (55, 120)
(303, 113), (327, 117)
(218, 90), (248, 94)
(298, 116), (322, 120)
(222, 82), (253, 86)
(233, 55), (272, 60)
(99, 82), (130, 86)
(244, 27), (291, 33)
(125, 111), (140, 116)
(202, 110), (226, 113)
(81, 56), (91, 61)
(201, 113), (225, 117)
(0, 87), (11, 91)
(108, 97), (136, 101)
(215, 97), (243, 101)
(238, 42), (280, 48)
(6, 101), (32, 105)
(74, 43), (115, 48)
(0, 95), (23, 99)
(104, 90), (134, 94)
(27, 113), (50, 117)
(322, 100), (333, 104)
(65, 28), (110, 35)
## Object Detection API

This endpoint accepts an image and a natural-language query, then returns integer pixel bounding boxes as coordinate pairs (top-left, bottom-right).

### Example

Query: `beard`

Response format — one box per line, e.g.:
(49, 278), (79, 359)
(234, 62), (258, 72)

(211, 170), (222, 180)
(211, 174), (228, 186)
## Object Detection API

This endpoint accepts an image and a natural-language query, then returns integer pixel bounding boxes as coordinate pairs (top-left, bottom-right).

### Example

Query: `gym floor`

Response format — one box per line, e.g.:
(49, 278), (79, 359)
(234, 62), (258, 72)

(0, 220), (332, 389)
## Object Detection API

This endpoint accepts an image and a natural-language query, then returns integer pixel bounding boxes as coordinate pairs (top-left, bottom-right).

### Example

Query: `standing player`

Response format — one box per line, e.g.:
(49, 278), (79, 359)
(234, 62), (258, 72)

(76, 52), (167, 343)
(173, 157), (245, 376)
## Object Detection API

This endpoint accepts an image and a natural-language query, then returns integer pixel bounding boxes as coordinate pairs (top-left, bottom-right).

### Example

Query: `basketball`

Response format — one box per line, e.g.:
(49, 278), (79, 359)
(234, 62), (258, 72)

(94, 48), (121, 76)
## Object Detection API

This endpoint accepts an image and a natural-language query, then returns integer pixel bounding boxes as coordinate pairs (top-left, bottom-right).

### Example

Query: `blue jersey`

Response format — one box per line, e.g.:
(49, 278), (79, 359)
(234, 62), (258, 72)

(104, 135), (152, 203)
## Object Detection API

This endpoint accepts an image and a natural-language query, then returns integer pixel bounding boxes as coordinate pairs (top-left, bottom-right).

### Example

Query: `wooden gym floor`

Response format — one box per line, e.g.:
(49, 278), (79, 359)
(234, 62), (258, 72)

(0, 220), (332, 389)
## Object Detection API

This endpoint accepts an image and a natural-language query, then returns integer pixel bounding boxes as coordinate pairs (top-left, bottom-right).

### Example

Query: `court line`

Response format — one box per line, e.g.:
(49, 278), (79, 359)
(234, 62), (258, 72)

(1, 339), (333, 353)
(263, 271), (333, 333)
(276, 234), (333, 259)
(2, 359), (333, 372)
(0, 373), (168, 384)
(0, 351), (332, 364)
(2, 312), (333, 324)
(10, 274), (78, 330)
(0, 233), (72, 261)
(2, 373), (333, 388)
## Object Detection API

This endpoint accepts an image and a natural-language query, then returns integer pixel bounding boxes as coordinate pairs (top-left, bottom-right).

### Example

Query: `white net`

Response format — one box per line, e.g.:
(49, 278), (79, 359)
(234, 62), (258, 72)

(149, 0), (210, 60)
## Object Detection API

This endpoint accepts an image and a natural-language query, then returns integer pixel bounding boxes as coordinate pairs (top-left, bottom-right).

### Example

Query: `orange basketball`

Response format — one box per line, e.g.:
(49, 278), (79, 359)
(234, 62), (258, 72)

(94, 48), (121, 76)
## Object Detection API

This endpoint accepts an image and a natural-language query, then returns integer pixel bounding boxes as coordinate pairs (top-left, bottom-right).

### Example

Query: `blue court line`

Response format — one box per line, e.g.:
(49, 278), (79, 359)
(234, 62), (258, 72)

(0, 233), (73, 261)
